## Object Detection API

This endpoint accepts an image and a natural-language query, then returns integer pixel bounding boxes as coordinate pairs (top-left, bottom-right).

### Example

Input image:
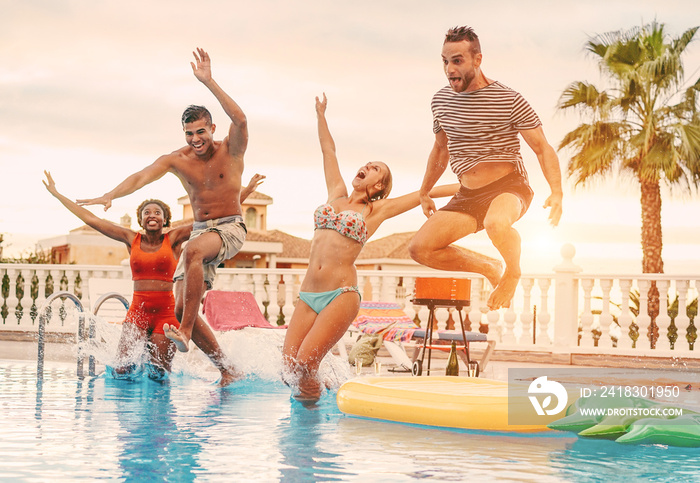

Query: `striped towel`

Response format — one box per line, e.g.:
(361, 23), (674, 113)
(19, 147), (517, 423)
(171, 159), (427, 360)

(352, 301), (418, 342)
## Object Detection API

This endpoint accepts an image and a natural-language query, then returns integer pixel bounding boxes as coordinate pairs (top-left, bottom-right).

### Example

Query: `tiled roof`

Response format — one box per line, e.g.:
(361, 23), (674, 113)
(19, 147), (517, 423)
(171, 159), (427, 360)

(246, 191), (273, 201)
(69, 225), (99, 234)
(245, 230), (416, 261)
(246, 229), (312, 259)
(358, 232), (416, 260)
(153, 226), (415, 261)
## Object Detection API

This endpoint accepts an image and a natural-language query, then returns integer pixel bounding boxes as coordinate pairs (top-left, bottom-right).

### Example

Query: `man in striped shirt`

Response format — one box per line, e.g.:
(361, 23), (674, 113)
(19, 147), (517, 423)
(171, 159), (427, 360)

(409, 26), (563, 311)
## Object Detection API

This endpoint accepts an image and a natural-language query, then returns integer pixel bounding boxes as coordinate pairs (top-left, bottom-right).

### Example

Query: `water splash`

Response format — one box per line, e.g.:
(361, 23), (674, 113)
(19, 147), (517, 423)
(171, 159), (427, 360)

(82, 316), (353, 391)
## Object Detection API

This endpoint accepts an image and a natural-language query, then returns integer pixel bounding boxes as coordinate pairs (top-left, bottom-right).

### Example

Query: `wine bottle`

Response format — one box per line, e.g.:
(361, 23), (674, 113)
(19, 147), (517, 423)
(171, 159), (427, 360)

(445, 341), (459, 376)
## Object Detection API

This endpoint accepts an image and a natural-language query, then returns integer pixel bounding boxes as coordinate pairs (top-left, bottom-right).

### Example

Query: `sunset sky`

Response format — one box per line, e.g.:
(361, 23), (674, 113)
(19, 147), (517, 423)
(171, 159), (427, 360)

(1, 0), (699, 273)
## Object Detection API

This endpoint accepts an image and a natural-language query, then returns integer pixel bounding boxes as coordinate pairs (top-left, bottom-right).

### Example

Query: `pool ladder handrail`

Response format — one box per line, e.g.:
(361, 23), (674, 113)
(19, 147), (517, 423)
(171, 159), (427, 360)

(37, 291), (129, 379)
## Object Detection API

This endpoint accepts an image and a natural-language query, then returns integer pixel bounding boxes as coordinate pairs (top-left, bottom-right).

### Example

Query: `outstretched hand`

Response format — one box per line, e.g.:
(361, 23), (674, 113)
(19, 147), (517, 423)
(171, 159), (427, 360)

(246, 173), (266, 191)
(76, 194), (113, 211)
(240, 173), (266, 202)
(191, 47), (212, 84)
(315, 93), (327, 116)
(543, 192), (563, 227)
(42, 170), (59, 197)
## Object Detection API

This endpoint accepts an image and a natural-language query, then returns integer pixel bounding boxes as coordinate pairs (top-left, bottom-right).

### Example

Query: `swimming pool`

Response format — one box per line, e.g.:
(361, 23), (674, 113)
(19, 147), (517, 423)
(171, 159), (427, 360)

(2, 355), (700, 482)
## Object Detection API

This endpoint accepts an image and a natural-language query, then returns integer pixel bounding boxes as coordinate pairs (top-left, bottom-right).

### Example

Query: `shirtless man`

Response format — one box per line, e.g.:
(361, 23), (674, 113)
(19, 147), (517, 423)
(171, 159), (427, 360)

(79, 48), (262, 384)
(409, 26), (563, 310)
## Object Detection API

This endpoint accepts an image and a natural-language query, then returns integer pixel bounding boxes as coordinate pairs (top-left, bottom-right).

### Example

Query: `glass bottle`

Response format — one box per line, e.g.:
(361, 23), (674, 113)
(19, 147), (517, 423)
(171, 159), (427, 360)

(445, 341), (459, 376)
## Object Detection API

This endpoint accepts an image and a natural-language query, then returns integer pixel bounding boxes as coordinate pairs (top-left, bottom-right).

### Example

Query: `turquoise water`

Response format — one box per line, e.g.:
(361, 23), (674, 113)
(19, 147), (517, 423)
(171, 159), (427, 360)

(1, 360), (700, 482)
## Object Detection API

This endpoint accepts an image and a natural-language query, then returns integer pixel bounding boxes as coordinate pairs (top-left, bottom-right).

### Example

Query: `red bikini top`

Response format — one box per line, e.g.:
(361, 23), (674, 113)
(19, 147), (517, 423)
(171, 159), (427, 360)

(130, 233), (178, 282)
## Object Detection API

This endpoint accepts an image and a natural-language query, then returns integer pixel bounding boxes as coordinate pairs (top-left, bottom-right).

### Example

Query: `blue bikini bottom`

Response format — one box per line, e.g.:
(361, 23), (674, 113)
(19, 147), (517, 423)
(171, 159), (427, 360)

(298, 286), (361, 314)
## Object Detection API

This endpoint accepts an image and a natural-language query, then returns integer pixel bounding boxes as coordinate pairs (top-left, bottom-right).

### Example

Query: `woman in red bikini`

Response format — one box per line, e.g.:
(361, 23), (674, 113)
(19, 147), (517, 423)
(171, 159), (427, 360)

(43, 171), (191, 377)
(281, 95), (459, 403)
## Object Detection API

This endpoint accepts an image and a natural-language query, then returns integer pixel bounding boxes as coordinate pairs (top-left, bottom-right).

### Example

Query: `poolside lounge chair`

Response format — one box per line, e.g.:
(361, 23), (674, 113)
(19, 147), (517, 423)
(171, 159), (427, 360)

(348, 301), (496, 374)
(348, 301), (420, 372)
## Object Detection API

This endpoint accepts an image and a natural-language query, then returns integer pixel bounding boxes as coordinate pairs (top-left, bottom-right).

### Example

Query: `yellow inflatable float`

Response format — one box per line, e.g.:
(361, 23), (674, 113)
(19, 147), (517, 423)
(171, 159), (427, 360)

(337, 376), (556, 432)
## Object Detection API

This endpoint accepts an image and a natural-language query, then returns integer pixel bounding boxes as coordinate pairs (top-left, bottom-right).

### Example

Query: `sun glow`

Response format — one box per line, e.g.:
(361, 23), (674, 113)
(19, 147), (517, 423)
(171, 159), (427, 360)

(519, 229), (566, 273)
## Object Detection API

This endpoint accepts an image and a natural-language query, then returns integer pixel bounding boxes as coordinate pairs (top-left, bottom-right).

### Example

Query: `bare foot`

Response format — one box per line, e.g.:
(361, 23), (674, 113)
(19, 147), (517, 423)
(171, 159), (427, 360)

(293, 394), (320, 407)
(163, 323), (190, 353)
(293, 374), (322, 405)
(114, 363), (138, 375)
(110, 363), (141, 380)
(217, 368), (244, 388)
(487, 270), (520, 310)
(145, 362), (168, 381)
(293, 388), (321, 406)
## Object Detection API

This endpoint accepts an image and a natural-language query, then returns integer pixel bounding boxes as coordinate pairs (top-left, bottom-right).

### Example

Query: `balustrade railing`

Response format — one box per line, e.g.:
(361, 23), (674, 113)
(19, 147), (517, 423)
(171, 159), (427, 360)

(1, 264), (128, 334)
(1, 245), (698, 359)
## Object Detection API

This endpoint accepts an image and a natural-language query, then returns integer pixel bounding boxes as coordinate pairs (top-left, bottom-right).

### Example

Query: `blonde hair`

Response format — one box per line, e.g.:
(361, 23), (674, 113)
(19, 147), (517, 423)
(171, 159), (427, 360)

(368, 163), (393, 201)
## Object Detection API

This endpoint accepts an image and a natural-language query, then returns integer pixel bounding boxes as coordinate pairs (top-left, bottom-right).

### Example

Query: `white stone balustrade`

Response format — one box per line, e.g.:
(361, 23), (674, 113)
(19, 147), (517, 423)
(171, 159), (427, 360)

(1, 243), (699, 359)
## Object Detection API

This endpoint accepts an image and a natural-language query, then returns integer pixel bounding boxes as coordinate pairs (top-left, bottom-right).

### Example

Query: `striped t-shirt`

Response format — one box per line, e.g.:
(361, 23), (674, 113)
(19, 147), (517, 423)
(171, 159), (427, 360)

(431, 81), (541, 179)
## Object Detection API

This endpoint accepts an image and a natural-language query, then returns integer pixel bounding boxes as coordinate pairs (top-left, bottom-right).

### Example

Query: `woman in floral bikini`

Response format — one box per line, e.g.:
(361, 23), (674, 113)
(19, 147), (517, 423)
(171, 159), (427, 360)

(282, 94), (459, 403)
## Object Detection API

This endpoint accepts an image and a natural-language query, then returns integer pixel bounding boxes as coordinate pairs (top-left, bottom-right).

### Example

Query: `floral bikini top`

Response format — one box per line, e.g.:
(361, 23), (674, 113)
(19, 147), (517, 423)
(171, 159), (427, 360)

(314, 200), (368, 245)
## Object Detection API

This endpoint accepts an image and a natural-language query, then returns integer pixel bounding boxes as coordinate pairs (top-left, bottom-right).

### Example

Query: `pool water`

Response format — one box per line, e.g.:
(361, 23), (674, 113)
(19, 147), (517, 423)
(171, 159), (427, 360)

(2, 359), (700, 482)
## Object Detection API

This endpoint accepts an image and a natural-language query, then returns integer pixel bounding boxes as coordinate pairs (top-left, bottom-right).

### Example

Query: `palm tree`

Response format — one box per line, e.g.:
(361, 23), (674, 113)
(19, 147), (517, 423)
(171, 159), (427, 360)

(558, 21), (700, 325)
(558, 21), (700, 273)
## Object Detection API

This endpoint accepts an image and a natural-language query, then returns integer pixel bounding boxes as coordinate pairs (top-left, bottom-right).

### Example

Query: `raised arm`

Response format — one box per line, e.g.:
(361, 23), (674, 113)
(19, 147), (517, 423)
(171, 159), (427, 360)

(315, 94), (347, 200)
(240, 173), (265, 203)
(418, 129), (450, 217)
(366, 183), (460, 235)
(191, 48), (248, 158)
(520, 126), (563, 226)
(76, 156), (171, 211)
(43, 171), (134, 246)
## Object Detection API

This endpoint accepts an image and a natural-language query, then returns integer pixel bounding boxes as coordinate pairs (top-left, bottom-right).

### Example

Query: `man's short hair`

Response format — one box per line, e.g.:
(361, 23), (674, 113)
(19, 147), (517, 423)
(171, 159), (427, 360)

(181, 105), (212, 126)
(444, 26), (481, 55)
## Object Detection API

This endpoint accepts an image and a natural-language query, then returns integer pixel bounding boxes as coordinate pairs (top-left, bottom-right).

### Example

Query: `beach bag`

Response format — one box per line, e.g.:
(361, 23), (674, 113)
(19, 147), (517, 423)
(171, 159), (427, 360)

(349, 333), (383, 366)
(348, 322), (397, 366)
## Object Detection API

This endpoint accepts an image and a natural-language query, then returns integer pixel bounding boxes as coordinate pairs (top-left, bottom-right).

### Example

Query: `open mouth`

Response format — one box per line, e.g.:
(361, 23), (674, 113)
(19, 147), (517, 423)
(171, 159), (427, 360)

(356, 171), (366, 179)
